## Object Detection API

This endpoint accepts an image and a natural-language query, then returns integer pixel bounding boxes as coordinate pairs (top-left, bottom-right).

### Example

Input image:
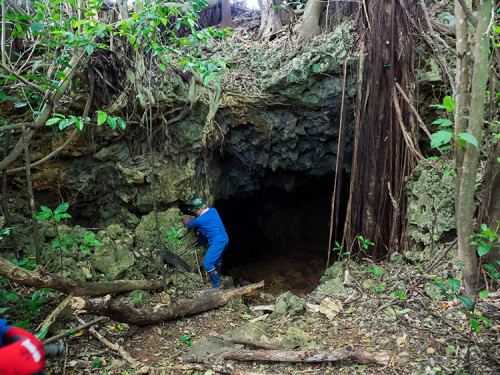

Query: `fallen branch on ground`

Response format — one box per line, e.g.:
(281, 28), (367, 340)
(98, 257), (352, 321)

(0, 257), (165, 296)
(37, 293), (74, 333)
(75, 317), (142, 369)
(44, 317), (108, 344)
(210, 332), (282, 350)
(72, 281), (265, 325)
(222, 347), (391, 365)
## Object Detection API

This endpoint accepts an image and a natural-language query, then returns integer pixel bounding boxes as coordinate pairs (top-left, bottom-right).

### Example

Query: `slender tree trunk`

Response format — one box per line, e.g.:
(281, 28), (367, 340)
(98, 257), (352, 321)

(455, 0), (493, 296)
(297, 0), (324, 43)
(220, 0), (234, 29)
(2, 132), (18, 259)
(21, 126), (42, 264)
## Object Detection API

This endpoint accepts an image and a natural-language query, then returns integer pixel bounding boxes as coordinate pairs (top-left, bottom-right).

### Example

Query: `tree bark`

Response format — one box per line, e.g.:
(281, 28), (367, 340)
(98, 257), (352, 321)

(71, 281), (264, 325)
(0, 256), (165, 296)
(222, 348), (391, 365)
(455, 0), (493, 296)
(220, 0), (234, 29)
(256, 0), (282, 40)
(297, 0), (324, 44)
(21, 126), (42, 264)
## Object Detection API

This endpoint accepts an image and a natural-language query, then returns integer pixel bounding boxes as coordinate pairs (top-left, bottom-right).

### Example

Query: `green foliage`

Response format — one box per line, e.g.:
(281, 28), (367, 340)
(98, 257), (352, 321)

(270, 0), (306, 11)
(92, 358), (103, 368)
(1, 0), (229, 137)
(0, 275), (19, 312)
(19, 289), (52, 318)
(470, 223), (500, 258)
(0, 227), (13, 240)
(430, 95), (456, 112)
(368, 265), (386, 277)
(165, 227), (185, 249)
(34, 203), (71, 222)
(332, 241), (349, 260)
(11, 255), (37, 270)
(179, 334), (193, 346)
(357, 236), (374, 250)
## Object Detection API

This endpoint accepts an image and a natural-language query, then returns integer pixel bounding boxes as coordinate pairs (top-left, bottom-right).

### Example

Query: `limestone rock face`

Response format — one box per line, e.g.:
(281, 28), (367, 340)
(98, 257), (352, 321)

(90, 237), (135, 280)
(406, 162), (456, 261)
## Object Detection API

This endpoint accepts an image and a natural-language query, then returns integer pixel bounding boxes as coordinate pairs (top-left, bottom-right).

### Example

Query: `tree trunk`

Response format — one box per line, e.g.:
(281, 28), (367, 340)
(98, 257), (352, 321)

(0, 256), (165, 296)
(21, 126), (42, 264)
(72, 281), (264, 325)
(220, 0), (234, 29)
(1, 132), (18, 259)
(297, 0), (324, 44)
(256, 0), (282, 40)
(455, 0), (493, 296)
(222, 348), (390, 365)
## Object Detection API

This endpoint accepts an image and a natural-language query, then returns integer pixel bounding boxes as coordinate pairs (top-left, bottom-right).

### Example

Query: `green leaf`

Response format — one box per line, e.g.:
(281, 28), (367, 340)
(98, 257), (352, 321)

(159, 64), (166, 72)
(117, 118), (126, 130)
(56, 71), (66, 80)
(92, 358), (102, 369)
(430, 130), (453, 149)
(457, 295), (474, 311)
(96, 111), (107, 125)
(313, 65), (319, 73)
(107, 116), (117, 130)
(52, 213), (71, 221)
(58, 119), (69, 131)
(35, 328), (48, 339)
(0, 90), (6, 100)
(431, 118), (453, 127)
(447, 279), (460, 294)
(470, 318), (480, 332)
(53, 203), (69, 215)
(46, 118), (63, 126)
(442, 96), (456, 112)
(86, 44), (94, 56)
(458, 132), (478, 148)
(398, 308), (410, 314)
(478, 290), (488, 298)
(477, 244), (491, 257)
(30, 22), (45, 32)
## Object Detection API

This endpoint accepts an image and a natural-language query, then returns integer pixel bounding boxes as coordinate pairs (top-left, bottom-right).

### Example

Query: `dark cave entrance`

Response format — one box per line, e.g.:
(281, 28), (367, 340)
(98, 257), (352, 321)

(215, 174), (348, 296)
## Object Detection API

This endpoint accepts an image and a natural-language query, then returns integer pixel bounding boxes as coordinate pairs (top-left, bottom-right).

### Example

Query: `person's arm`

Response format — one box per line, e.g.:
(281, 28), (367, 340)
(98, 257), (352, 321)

(0, 325), (45, 375)
(186, 216), (200, 228)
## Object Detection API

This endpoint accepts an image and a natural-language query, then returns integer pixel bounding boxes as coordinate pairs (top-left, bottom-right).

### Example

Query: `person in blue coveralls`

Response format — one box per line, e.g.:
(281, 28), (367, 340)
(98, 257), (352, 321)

(185, 196), (228, 289)
(0, 319), (45, 375)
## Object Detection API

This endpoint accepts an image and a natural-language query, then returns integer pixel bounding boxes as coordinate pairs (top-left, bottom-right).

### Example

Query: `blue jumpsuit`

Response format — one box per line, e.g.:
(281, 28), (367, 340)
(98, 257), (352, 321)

(0, 319), (10, 348)
(187, 207), (228, 272)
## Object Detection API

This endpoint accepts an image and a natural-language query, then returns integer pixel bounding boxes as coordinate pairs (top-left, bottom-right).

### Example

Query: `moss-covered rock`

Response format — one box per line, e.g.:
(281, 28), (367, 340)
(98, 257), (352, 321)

(283, 326), (317, 350)
(90, 237), (135, 280)
(272, 291), (305, 316)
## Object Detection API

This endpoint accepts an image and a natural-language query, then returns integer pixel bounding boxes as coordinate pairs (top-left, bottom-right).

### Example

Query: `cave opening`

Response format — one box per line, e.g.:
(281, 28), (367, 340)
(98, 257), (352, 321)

(216, 174), (348, 296)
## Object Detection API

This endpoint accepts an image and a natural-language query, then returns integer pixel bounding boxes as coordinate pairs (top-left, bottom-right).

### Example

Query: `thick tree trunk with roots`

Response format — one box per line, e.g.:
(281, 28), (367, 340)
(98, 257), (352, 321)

(343, 0), (419, 259)
(256, 0), (282, 39)
(297, 0), (324, 44)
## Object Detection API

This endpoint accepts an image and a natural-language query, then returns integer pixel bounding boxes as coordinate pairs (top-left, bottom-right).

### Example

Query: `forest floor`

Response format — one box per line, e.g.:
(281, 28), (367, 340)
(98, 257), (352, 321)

(37, 251), (500, 375)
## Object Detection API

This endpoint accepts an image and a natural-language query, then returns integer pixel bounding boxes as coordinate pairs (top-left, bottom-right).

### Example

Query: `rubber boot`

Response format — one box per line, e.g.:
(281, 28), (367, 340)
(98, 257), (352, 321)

(208, 269), (223, 290)
(215, 263), (222, 275)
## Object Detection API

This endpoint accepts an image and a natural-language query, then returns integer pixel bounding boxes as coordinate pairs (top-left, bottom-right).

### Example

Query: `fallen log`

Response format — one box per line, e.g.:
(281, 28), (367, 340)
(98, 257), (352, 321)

(222, 348), (391, 365)
(72, 281), (265, 325)
(0, 257), (165, 296)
